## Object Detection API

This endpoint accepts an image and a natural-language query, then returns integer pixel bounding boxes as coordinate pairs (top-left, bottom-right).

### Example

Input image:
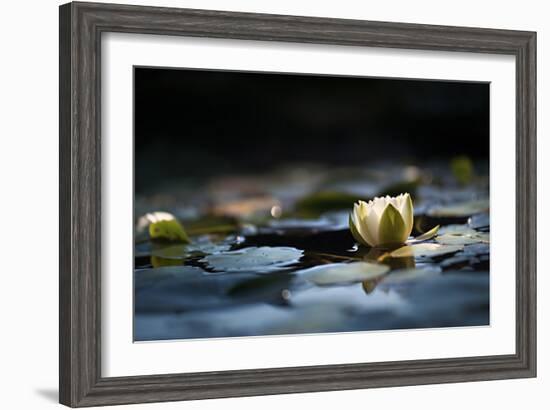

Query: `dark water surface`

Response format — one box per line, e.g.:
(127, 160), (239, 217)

(134, 163), (490, 341)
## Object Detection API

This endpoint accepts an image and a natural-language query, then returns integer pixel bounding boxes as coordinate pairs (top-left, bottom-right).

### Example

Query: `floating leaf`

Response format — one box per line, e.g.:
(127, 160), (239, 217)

(468, 212), (490, 229)
(438, 224), (477, 236)
(435, 233), (489, 245)
(389, 243), (463, 259)
(427, 199), (489, 218)
(299, 262), (389, 285)
(134, 266), (262, 313)
(200, 246), (303, 273)
(463, 243), (490, 256)
(187, 241), (232, 255)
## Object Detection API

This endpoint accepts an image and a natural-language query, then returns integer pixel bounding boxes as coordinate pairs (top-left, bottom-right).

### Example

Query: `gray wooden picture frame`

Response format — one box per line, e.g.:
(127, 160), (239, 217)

(59, 1), (537, 407)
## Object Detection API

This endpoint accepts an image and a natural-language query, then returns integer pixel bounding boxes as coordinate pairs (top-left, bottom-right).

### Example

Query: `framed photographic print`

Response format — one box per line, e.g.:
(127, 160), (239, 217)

(59, 1), (536, 407)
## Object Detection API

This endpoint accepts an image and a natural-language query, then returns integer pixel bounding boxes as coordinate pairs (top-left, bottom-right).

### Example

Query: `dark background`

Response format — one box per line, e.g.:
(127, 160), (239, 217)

(134, 67), (489, 194)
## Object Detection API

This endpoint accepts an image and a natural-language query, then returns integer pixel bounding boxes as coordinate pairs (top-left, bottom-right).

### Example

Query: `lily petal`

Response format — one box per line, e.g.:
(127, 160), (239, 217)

(377, 203), (408, 246)
(349, 213), (369, 247)
(361, 203), (380, 246)
(399, 193), (414, 237)
(356, 202), (377, 246)
(413, 225), (440, 242)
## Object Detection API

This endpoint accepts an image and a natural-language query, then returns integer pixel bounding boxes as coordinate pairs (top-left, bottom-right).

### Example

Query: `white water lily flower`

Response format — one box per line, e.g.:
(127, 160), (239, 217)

(349, 193), (414, 248)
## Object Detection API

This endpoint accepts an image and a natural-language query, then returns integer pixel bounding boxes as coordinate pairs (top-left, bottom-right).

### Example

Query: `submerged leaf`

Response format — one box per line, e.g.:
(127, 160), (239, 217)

(299, 262), (389, 285)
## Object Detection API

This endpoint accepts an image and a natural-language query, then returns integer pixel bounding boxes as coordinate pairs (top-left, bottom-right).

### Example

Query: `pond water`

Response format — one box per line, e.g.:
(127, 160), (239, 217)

(134, 162), (490, 341)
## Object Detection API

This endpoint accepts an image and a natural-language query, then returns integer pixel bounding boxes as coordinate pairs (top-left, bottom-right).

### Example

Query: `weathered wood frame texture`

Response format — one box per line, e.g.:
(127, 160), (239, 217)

(59, 1), (537, 407)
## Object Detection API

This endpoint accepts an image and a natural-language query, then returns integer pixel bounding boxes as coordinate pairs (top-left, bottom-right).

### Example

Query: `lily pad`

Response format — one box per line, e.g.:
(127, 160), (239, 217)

(438, 224), (477, 236)
(427, 199), (489, 218)
(435, 233), (489, 246)
(298, 262), (389, 285)
(200, 246), (303, 273)
(468, 212), (490, 229)
(135, 266), (264, 313)
(463, 243), (490, 256)
(149, 240), (232, 260)
(389, 243), (463, 259)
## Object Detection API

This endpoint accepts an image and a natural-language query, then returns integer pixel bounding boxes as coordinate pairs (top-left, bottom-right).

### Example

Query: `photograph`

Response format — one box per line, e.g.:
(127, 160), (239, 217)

(133, 67), (491, 341)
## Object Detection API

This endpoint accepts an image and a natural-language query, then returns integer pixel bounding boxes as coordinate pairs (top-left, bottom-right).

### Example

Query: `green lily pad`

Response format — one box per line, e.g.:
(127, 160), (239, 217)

(389, 243), (463, 259)
(299, 262), (389, 285)
(427, 199), (489, 218)
(200, 246), (303, 273)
